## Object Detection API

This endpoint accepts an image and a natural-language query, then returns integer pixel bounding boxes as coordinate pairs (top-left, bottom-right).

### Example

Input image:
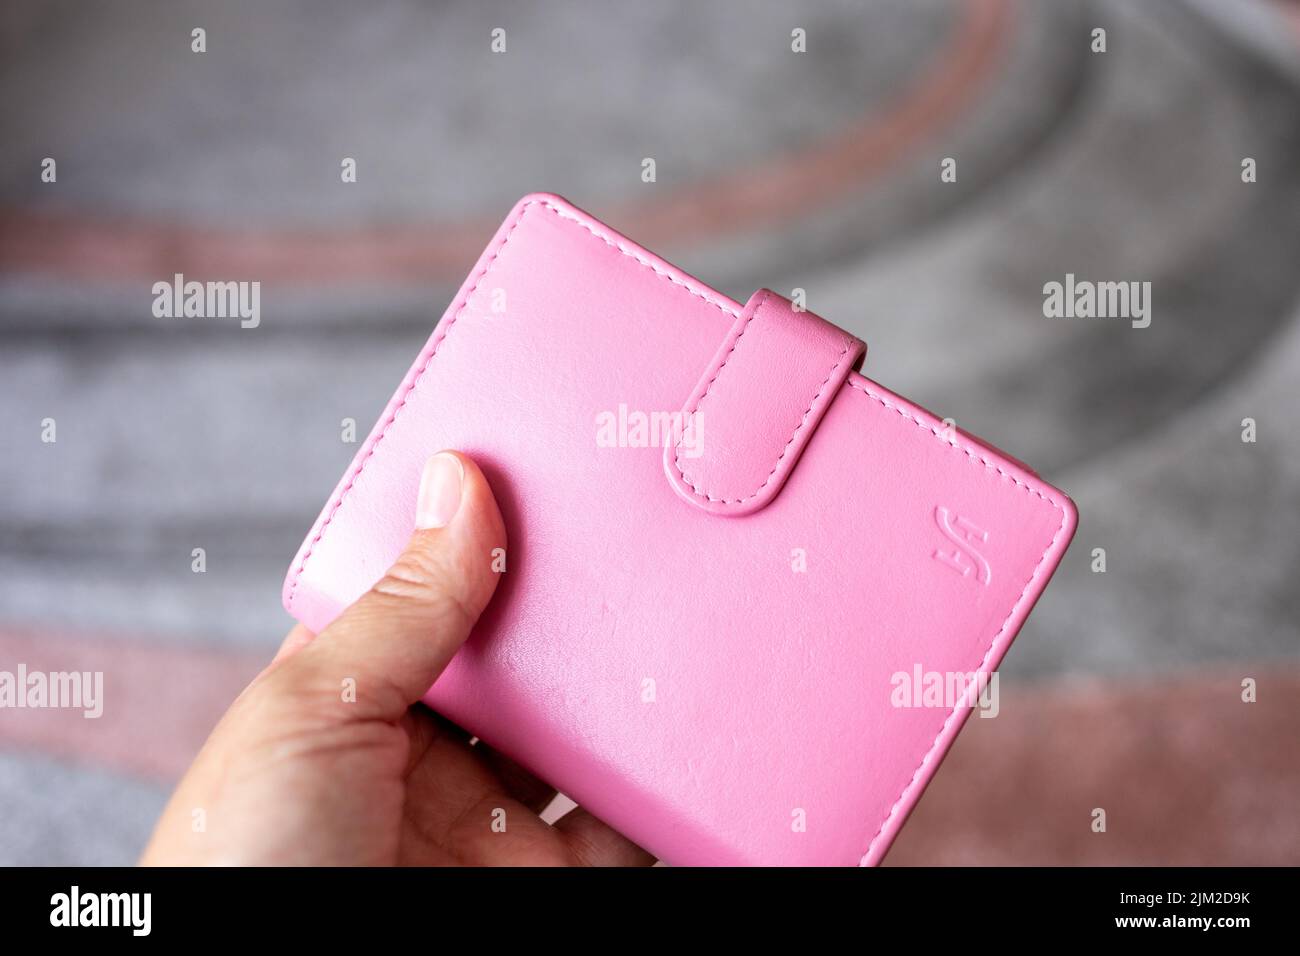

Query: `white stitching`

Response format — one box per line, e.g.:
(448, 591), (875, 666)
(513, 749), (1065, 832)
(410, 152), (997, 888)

(845, 379), (1068, 865)
(290, 197), (743, 612)
(672, 289), (859, 506)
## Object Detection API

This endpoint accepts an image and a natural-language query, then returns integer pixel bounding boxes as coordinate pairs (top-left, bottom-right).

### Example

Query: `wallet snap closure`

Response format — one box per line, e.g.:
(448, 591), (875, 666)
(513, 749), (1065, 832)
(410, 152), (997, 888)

(663, 289), (865, 517)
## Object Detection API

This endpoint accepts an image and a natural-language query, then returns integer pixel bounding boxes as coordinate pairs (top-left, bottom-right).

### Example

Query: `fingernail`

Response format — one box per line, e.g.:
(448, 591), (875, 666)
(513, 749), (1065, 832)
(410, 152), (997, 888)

(416, 452), (464, 529)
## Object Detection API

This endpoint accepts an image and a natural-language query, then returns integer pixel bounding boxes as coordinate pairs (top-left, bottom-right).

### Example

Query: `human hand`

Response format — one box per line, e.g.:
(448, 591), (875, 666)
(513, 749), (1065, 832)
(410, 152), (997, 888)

(141, 451), (653, 866)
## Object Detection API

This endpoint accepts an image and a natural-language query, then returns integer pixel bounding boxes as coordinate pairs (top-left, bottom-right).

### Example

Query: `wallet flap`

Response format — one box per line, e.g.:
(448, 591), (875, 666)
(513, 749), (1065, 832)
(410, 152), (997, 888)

(664, 289), (865, 516)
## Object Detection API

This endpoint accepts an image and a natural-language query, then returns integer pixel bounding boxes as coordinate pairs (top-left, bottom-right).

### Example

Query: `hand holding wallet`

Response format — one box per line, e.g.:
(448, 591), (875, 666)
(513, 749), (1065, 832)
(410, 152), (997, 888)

(284, 194), (1077, 866)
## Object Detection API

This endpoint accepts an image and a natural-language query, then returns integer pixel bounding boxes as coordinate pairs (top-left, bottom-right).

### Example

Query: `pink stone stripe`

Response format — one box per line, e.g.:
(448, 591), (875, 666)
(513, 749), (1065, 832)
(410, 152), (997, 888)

(0, 0), (1010, 284)
(0, 628), (266, 783)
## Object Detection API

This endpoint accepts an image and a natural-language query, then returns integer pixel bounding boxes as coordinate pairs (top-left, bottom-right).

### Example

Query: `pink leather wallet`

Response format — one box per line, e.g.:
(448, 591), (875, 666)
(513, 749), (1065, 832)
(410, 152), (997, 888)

(283, 193), (1077, 866)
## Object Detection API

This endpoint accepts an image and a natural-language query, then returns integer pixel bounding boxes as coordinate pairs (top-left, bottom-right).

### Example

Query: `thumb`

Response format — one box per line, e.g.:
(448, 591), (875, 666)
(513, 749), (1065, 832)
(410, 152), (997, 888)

(283, 450), (507, 721)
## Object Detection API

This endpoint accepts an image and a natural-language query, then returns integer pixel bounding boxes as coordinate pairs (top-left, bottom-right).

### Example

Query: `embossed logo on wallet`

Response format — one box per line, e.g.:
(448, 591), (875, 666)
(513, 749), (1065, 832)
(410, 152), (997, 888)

(932, 506), (992, 586)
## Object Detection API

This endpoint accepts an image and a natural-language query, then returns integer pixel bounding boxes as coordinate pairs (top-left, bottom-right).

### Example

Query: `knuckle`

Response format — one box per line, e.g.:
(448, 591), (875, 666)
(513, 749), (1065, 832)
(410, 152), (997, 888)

(369, 549), (478, 630)
(372, 548), (449, 601)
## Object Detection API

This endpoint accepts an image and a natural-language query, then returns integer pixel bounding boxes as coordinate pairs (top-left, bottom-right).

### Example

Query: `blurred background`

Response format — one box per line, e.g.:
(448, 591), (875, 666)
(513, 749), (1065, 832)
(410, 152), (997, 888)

(1, 0), (1298, 864)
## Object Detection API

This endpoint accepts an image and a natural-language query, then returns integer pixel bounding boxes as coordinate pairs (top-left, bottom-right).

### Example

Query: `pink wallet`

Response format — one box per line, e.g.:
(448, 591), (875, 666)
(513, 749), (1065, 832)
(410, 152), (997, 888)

(283, 193), (1077, 866)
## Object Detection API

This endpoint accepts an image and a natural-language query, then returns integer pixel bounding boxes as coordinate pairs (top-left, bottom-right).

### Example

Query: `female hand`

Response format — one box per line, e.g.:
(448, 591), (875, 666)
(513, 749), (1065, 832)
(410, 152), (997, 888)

(141, 451), (652, 866)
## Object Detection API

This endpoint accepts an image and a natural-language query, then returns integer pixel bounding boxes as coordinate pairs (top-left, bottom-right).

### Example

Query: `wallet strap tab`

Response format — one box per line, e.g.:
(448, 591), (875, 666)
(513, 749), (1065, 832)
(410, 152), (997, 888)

(663, 289), (865, 517)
